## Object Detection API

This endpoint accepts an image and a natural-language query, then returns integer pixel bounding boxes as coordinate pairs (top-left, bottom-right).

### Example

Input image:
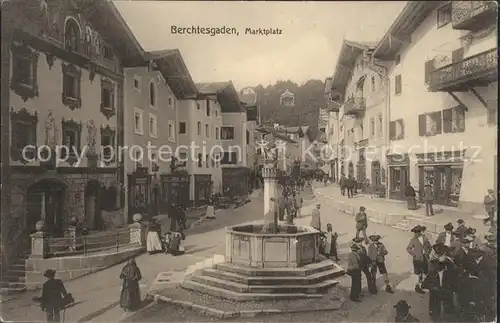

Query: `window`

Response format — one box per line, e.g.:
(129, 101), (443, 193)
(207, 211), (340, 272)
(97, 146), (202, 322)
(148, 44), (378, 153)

(395, 54), (401, 66)
(443, 106), (465, 133)
(370, 117), (375, 137)
(437, 3), (452, 28)
(149, 113), (158, 138)
(377, 114), (383, 137)
(197, 102), (201, 110)
(100, 125), (115, 163)
(100, 78), (115, 119)
(10, 43), (39, 101)
(206, 154), (210, 168)
(168, 121), (175, 142)
(149, 82), (156, 107)
(389, 119), (405, 140)
(206, 100), (210, 116)
(395, 74), (402, 95)
(246, 130), (250, 145)
(179, 122), (186, 134)
(205, 124), (209, 137)
(221, 152), (237, 165)
(197, 153), (203, 167)
(370, 76), (376, 92)
(215, 127), (220, 140)
(215, 109), (218, 117)
(61, 118), (82, 161)
(133, 76), (141, 90)
(135, 150), (142, 168)
(221, 126), (235, 140)
(102, 45), (113, 59)
(62, 64), (82, 110)
(134, 108), (143, 135)
(197, 121), (201, 135)
(10, 108), (38, 163)
(64, 18), (80, 52)
(418, 111), (442, 137)
(168, 97), (173, 108)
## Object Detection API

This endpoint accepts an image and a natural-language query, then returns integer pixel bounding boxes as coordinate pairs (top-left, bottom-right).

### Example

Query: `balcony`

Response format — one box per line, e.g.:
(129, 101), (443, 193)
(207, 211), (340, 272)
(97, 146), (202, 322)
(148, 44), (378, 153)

(452, 1), (497, 31)
(428, 48), (497, 92)
(343, 97), (366, 116)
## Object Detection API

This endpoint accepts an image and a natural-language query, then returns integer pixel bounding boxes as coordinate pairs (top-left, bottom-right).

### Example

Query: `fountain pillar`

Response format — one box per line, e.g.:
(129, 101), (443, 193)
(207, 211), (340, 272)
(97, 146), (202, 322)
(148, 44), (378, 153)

(262, 164), (278, 232)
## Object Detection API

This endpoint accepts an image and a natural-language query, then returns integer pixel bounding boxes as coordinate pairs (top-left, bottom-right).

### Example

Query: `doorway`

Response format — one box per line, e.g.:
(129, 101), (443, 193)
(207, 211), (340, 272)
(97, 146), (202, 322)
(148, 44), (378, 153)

(371, 161), (381, 191)
(348, 162), (354, 177)
(85, 180), (103, 230)
(27, 179), (66, 236)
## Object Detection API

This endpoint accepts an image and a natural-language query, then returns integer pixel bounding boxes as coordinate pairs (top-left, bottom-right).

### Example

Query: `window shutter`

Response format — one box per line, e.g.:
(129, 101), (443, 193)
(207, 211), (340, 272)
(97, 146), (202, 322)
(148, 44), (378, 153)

(434, 111), (443, 134)
(456, 106), (465, 132)
(389, 121), (396, 140)
(451, 47), (464, 63)
(395, 75), (402, 94)
(442, 108), (453, 133)
(418, 114), (426, 136)
(424, 60), (434, 84)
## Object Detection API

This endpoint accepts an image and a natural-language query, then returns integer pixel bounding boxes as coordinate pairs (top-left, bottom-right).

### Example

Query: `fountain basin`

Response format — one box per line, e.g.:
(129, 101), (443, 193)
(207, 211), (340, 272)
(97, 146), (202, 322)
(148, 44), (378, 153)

(225, 222), (321, 268)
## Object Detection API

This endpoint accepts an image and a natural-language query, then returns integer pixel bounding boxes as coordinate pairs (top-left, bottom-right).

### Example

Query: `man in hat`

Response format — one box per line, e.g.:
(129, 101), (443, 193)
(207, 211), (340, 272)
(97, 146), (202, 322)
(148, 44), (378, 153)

(346, 242), (363, 301)
(353, 237), (377, 295)
(482, 234), (497, 254)
(38, 269), (71, 322)
(310, 204), (321, 231)
(454, 219), (468, 239)
(483, 188), (496, 226)
(454, 237), (479, 317)
(423, 184), (434, 216)
(457, 247), (484, 321)
(406, 225), (432, 294)
(394, 300), (420, 322)
(355, 206), (369, 244)
(436, 223), (455, 247)
(368, 234), (394, 293)
(476, 240), (497, 322)
(422, 245), (457, 320)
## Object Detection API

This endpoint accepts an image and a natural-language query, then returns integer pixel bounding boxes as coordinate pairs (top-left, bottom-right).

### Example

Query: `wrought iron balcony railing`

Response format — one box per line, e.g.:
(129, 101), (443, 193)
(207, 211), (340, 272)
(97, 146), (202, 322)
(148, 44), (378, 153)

(452, 1), (497, 30)
(428, 48), (497, 92)
(343, 97), (366, 116)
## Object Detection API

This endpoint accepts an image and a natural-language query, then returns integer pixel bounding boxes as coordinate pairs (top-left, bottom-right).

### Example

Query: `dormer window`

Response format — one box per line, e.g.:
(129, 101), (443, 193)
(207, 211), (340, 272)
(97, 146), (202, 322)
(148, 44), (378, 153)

(64, 18), (80, 52)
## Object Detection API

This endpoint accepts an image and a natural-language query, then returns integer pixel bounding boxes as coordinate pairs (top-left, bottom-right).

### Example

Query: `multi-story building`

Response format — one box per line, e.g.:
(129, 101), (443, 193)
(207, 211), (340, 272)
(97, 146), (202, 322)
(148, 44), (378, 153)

(323, 78), (341, 182)
(245, 104), (260, 177)
(278, 126), (316, 170)
(1, 0), (144, 264)
(374, 1), (497, 211)
(123, 49), (197, 221)
(330, 40), (387, 193)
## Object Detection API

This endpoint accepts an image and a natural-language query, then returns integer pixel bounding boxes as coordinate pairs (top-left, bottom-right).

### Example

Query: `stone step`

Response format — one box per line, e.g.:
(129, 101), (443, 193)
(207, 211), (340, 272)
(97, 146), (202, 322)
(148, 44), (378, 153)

(214, 260), (336, 277)
(190, 274), (338, 294)
(10, 264), (26, 271)
(0, 281), (26, 289)
(202, 266), (344, 285)
(181, 280), (325, 301)
(2, 275), (26, 283)
(4, 269), (26, 278)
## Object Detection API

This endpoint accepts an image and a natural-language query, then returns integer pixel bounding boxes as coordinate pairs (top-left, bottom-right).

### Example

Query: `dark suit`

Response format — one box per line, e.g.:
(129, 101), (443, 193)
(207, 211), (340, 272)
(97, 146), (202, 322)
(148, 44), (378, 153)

(435, 231), (454, 246)
(358, 245), (377, 294)
(40, 279), (69, 322)
(422, 266), (456, 318)
(406, 236), (432, 277)
(454, 225), (468, 239)
(347, 251), (362, 301)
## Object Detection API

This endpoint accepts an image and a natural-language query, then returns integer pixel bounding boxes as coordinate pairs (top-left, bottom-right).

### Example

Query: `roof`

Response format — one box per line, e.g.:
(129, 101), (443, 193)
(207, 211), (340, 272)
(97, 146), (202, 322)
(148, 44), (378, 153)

(255, 127), (297, 143)
(330, 39), (378, 102)
(281, 89), (295, 98)
(200, 81), (245, 113)
(196, 82), (231, 95)
(324, 77), (333, 95)
(373, 1), (443, 60)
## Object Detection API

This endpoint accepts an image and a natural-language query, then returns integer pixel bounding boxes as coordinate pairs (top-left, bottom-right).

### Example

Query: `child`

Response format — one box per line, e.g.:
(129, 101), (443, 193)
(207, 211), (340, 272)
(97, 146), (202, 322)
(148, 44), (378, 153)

(324, 223), (339, 261)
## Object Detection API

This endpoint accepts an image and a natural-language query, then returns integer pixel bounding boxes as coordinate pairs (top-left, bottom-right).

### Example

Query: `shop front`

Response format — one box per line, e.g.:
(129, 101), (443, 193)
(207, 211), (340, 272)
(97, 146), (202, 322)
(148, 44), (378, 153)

(127, 173), (152, 222)
(222, 167), (250, 197)
(387, 153), (409, 201)
(194, 174), (212, 206)
(416, 151), (464, 207)
(161, 171), (190, 210)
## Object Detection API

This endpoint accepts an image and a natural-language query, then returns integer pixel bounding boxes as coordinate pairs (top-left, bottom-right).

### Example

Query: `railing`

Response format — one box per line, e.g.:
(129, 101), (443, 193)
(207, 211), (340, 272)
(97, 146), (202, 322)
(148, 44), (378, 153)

(344, 97), (366, 115)
(452, 1), (497, 30)
(429, 48), (497, 90)
(47, 228), (131, 257)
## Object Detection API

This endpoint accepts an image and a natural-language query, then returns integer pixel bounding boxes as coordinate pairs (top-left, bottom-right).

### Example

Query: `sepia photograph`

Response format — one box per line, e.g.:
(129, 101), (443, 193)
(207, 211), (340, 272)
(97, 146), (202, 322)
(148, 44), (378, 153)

(0, 0), (497, 322)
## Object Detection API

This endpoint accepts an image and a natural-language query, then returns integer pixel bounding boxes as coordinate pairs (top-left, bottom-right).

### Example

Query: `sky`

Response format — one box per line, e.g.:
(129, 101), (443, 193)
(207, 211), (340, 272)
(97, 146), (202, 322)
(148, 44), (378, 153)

(115, 1), (407, 90)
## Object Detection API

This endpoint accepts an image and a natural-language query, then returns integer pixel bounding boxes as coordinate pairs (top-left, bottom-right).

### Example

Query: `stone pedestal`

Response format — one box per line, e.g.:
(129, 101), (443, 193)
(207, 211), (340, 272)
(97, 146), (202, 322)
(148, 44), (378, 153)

(30, 231), (49, 259)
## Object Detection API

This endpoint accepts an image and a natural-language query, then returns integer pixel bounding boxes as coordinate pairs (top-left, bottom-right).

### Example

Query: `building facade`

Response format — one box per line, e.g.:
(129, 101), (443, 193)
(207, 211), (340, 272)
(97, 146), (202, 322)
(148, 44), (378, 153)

(324, 77), (341, 182)
(374, 1), (497, 210)
(1, 0), (145, 264)
(330, 40), (388, 193)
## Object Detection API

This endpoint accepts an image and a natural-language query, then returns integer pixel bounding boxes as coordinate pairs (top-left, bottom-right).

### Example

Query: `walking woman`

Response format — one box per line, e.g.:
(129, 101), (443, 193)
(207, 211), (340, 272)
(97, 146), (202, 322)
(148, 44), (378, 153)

(119, 259), (142, 312)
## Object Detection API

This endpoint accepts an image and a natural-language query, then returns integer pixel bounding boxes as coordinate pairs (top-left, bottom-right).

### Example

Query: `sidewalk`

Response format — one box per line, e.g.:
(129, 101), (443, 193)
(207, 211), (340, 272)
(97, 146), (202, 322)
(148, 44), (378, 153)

(312, 183), (491, 237)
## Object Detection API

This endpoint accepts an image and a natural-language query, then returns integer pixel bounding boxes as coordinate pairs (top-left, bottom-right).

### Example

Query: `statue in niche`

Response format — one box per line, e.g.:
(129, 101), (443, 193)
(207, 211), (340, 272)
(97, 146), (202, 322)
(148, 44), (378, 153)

(87, 120), (97, 154)
(45, 109), (56, 147)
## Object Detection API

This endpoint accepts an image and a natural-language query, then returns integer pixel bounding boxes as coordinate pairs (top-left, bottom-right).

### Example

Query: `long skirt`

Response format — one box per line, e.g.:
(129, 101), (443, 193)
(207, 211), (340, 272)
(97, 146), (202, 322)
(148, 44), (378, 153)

(406, 196), (417, 210)
(120, 279), (141, 311)
(146, 231), (163, 252)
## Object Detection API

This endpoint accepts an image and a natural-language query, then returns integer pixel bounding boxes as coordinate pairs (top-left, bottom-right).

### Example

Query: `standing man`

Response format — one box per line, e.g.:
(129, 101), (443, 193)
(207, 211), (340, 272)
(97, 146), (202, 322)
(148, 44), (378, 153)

(368, 235), (394, 293)
(423, 184), (434, 216)
(435, 223), (455, 247)
(294, 190), (303, 218)
(37, 269), (71, 322)
(347, 175), (355, 198)
(310, 204), (321, 231)
(406, 225), (432, 294)
(483, 189), (496, 226)
(347, 243), (363, 302)
(277, 194), (286, 221)
(353, 237), (377, 295)
(339, 174), (346, 196)
(355, 206), (369, 244)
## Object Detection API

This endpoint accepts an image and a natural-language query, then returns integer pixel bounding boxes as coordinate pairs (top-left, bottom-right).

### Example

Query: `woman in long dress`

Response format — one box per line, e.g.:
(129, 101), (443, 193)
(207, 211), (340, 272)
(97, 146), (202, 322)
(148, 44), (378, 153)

(146, 219), (163, 255)
(119, 259), (142, 311)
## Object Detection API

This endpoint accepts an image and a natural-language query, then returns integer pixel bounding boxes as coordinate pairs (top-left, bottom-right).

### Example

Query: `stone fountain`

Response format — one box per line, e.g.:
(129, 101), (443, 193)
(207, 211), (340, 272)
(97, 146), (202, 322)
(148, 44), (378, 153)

(181, 164), (345, 301)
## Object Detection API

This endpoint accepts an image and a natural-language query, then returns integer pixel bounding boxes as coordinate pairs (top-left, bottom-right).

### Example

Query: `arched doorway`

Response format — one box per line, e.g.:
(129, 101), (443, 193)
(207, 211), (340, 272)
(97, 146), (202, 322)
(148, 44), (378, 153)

(371, 161), (381, 191)
(84, 180), (103, 230)
(348, 161), (354, 177)
(26, 179), (66, 236)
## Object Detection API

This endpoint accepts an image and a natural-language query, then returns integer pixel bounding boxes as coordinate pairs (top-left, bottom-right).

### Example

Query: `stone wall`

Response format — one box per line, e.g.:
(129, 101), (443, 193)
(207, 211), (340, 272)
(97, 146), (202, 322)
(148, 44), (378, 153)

(25, 245), (144, 290)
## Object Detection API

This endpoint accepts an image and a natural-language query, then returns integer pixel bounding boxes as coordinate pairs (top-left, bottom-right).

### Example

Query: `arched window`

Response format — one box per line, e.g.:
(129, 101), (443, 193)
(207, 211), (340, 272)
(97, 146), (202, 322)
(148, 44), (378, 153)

(149, 82), (156, 106)
(64, 18), (80, 52)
